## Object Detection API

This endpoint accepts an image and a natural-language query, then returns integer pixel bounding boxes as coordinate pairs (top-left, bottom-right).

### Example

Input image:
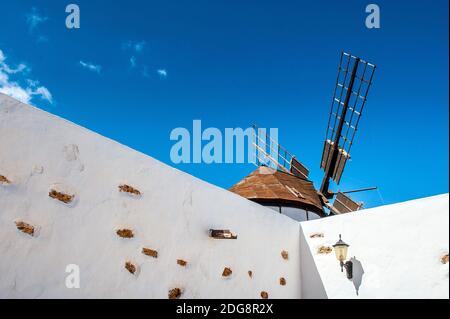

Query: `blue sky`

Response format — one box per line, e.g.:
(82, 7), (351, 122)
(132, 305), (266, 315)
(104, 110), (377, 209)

(0, 0), (448, 208)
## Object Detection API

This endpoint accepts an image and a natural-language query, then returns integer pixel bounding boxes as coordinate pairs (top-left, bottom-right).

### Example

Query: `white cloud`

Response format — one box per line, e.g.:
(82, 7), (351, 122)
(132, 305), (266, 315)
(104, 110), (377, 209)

(157, 69), (167, 78)
(130, 56), (136, 68)
(0, 85), (31, 104)
(33, 86), (52, 102)
(26, 7), (48, 31)
(0, 79), (52, 105)
(2, 63), (27, 74)
(25, 7), (49, 43)
(0, 49), (52, 104)
(0, 72), (8, 85)
(26, 79), (39, 87)
(79, 61), (102, 74)
(134, 41), (146, 53)
(122, 41), (146, 53)
(122, 41), (146, 71)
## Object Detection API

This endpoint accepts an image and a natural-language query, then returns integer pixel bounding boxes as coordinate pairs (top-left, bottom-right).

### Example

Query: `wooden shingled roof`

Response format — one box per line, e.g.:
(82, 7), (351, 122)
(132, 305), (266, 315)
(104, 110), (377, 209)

(229, 166), (324, 216)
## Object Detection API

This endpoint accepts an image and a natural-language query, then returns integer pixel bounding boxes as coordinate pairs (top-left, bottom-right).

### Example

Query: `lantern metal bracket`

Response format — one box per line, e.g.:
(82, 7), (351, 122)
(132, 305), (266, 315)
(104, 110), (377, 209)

(340, 260), (353, 279)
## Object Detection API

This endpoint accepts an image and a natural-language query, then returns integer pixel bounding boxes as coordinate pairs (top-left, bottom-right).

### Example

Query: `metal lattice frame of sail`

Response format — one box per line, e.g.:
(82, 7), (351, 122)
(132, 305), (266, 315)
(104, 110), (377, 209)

(251, 124), (310, 180)
(320, 52), (376, 184)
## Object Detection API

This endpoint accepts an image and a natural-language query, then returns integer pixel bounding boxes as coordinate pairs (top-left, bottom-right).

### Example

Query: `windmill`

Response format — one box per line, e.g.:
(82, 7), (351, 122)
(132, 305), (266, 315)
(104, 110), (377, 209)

(230, 52), (377, 219)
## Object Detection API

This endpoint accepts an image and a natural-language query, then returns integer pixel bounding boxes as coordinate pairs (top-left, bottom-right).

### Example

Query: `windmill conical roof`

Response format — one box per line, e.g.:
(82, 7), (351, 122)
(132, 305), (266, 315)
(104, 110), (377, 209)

(229, 166), (324, 215)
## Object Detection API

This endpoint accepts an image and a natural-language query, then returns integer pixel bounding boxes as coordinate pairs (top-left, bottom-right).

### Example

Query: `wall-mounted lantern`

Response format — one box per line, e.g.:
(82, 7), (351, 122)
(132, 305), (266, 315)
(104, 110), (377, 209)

(333, 234), (353, 279)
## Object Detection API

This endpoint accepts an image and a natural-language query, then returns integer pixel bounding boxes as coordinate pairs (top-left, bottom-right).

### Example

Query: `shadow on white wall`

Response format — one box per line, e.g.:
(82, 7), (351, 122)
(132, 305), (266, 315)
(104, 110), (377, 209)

(350, 257), (364, 296)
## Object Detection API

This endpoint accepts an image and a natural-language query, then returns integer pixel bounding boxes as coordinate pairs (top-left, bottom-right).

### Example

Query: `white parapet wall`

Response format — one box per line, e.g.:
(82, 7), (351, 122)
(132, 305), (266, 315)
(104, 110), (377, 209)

(300, 194), (449, 299)
(0, 93), (302, 299)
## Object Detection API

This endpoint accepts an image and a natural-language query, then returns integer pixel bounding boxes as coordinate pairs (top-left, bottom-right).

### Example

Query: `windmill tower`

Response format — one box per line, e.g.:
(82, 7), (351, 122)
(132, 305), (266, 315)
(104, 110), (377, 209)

(230, 52), (377, 220)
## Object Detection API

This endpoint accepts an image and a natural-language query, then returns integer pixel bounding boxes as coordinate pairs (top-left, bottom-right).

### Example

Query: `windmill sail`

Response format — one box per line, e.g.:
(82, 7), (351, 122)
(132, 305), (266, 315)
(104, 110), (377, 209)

(332, 192), (363, 214)
(320, 140), (349, 184)
(290, 157), (309, 180)
(320, 52), (376, 197)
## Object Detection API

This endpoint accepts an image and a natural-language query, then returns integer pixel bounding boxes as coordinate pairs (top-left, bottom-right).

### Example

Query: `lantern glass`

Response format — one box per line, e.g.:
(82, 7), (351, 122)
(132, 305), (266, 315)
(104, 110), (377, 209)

(334, 244), (348, 262)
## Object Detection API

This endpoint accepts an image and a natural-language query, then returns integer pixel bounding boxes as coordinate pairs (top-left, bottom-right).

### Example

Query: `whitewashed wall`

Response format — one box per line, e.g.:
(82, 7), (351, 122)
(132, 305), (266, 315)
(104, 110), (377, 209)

(0, 94), (302, 299)
(300, 194), (449, 299)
